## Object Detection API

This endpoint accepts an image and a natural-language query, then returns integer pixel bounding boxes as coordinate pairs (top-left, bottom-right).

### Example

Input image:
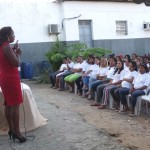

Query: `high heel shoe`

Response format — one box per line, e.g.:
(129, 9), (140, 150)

(12, 133), (27, 143)
(8, 130), (12, 140)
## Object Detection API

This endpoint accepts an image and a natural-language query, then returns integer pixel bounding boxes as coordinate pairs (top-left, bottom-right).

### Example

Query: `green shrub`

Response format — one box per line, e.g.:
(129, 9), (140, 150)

(46, 37), (112, 71)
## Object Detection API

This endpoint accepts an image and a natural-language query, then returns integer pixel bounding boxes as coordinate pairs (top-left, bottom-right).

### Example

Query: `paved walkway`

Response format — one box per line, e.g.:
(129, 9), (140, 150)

(0, 86), (129, 150)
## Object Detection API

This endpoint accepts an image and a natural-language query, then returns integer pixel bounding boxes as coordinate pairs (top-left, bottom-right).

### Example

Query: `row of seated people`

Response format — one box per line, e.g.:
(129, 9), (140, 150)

(49, 54), (150, 117)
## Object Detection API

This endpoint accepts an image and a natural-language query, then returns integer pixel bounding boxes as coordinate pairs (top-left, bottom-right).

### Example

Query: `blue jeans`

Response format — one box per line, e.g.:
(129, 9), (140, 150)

(82, 76), (90, 86)
(89, 78), (97, 89)
(118, 87), (130, 105)
(131, 90), (145, 108)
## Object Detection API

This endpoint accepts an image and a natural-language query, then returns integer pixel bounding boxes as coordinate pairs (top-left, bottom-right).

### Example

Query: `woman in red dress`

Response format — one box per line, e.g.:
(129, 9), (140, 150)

(0, 27), (26, 143)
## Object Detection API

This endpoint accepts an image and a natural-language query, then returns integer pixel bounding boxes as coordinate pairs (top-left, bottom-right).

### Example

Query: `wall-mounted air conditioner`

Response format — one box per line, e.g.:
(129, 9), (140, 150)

(143, 22), (150, 31)
(48, 24), (60, 35)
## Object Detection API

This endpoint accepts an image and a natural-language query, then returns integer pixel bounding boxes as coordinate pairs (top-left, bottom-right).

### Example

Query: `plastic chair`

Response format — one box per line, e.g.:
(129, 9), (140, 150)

(126, 94), (142, 116)
(137, 93), (150, 116)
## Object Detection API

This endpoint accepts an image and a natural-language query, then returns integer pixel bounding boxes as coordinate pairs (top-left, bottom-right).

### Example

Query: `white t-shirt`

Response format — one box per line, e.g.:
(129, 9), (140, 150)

(73, 63), (83, 75)
(89, 64), (100, 79)
(97, 67), (109, 77)
(60, 64), (67, 71)
(82, 63), (92, 73)
(68, 62), (74, 69)
(121, 70), (138, 88)
(133, 73), (150, 93)
(106, 67), (116, 79)
(124, 66), (130, 74)
(112, 70), (125, 83)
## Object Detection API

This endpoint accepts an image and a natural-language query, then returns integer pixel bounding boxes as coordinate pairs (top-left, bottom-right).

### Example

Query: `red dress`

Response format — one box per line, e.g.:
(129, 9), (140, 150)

(0, 42), (23, 106)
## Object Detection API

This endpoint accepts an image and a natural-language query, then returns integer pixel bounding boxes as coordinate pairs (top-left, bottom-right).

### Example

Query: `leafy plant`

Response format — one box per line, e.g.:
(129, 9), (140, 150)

(46, 37), (112, 71)
(36, 68), (51, 84)
(45, 36), (67, 71)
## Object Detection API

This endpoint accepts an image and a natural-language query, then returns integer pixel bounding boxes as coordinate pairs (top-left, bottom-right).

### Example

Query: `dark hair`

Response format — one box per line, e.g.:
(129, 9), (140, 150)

(108, 57), (117, 70)
(95, 56), (100, 60)
(130, 61), (138, 71)
(0, 26), (13, 46)
(111, 57), (117, 64)
(116, 56), (122, 61)
(87, 55), (95, 64)
(124, 55), (131, 61)
(114, 60), (124, 74)
(67, 57), (71, 60)
(140, 63), (149, 73)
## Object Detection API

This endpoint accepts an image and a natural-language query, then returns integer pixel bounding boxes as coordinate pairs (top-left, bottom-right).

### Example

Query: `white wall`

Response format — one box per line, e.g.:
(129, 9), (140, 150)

(0, 1), (62, 43)
(1, 1), (150, 43)
(62, 1), (150, 41)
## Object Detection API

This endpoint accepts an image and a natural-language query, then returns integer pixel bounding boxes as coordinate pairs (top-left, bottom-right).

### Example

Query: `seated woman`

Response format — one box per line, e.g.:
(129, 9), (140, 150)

(0, 83), (47, 135)
(117, 63), (150, 116)
(110, 61), (138, 112)
(58, 57), (75, 91)
(88, 57), (116, 101)
(97, 60), (125, 109)
(49, 58), (67, 88)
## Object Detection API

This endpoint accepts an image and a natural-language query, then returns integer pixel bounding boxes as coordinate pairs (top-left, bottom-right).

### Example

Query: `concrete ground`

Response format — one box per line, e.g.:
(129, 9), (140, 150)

(0, 80), (149, 150)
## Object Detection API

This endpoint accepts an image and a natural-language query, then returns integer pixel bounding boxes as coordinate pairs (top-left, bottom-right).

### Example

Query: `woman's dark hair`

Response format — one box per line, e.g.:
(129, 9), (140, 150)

(95, 56), (100, 60)
(112, 57), (117, 64)
(124, 55), (131, 61)
(114, 60), (124, 74)
(0, 26), (12, 46)
(140, 63), (149, 73)
(108, 57), (117, 70)
(130, 61), (138, 71)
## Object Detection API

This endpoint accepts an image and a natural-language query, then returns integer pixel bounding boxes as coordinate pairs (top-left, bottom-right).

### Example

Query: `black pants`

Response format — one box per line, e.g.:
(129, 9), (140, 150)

(59, 71), (73, 89)
(49, 71), (59, 87)
(110, 87), (120, 104)
(75, 76), (83, 94)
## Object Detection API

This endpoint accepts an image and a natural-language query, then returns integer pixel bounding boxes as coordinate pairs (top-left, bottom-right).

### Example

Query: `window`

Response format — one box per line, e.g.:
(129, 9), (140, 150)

(116, 21), (128, 36)
(78, 20), (93, 47)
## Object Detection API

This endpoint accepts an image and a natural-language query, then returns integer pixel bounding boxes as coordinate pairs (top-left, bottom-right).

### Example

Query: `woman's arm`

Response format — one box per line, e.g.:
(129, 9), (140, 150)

(3, 45), (21, 67)
(123, 77), (134, 83)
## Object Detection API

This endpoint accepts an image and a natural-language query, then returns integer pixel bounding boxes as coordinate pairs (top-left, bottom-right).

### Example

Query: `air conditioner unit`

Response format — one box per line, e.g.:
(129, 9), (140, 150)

(48, 24), (60, 35)
(143, 22), (150, 31)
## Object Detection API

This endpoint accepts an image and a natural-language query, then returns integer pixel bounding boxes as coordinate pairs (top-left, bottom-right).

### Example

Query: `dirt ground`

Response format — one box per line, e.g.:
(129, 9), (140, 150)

(24, 80), (150, 150)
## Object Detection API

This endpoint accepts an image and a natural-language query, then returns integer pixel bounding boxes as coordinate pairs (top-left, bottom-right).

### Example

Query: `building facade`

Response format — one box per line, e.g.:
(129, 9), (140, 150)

(0, 1), (150, 75)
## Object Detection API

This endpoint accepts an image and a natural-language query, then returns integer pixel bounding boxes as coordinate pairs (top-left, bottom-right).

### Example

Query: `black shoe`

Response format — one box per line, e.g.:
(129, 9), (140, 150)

(12, 133), (27, 143)
(8, 130), (12, 140)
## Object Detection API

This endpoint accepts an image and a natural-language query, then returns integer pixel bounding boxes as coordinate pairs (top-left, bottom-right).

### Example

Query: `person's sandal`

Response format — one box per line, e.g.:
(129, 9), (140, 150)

(97, 105), (106, 109)
(90, 103), (100, 106)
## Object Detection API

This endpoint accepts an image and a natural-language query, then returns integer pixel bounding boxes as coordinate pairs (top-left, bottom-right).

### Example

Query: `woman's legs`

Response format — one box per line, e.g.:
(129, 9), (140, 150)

(110, 87), (120, 109)
(96, 84), (108, 103)
(101, 85), (116, 106)
(119, 88), (130, 105)
(130, 90), (145, 115)
(88, 78), (97, 90)
(5, 104), (25, 139)
(4, 106), (14, 132)
(11, 105), (22, 137)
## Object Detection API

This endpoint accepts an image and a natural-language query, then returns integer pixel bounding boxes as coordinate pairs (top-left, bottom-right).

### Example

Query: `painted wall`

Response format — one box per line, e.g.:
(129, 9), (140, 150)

(62, 2), (150, 40)
(0, 1), (150, 76)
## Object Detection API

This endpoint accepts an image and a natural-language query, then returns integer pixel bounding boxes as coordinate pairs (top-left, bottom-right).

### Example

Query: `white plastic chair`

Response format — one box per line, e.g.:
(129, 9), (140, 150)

(137, 92), (150, 116)
(74, 83), (78, 94)
(126, 94), (142, 116)
(109, 94), (114, 109)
